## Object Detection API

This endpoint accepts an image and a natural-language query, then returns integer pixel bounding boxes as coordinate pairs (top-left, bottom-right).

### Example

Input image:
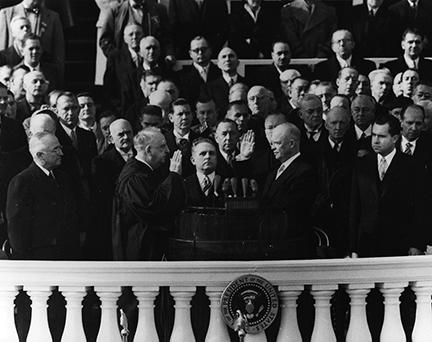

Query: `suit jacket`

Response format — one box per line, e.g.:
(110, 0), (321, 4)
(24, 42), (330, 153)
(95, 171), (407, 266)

(397, 134), (432, 177)
(261, 155), (317, 245)
(177, 62), (221, 107)
(164, 129), (201, 178)
(280, 0), (337, 58)
(201, 74), (247, 118)
(349, 152), (428, 257)
(229, 4), (275, 58)
(0, 44), (17, 65)
(6, 162), (80, 260)
(14, 60), (60, 90)
(99, 0), (173, 57)
(112, 158), (186, 260)
(299, 124), (329, 169)
(168, 0), (229, 58)
(349, 4), (393, 57)
(104, 44), (143, 113)
(382, 56), (432, 82)
(0, 116), (27, 152)
(388, 0), (432, 55)
(185, 173), (220, 207)
(0, 3), (64, 70)
(314, 54), (376, 81)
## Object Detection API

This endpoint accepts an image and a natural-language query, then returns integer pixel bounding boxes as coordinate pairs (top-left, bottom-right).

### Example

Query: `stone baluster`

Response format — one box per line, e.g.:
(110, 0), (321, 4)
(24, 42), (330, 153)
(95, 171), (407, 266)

(133, 287), (159, 341)
(411, 281), (432, 342)
(276, 286), (303, 342)
(205, 286), (230, 342)
(170, 286), (196, 342)
(59, 286), (86, 342)
(25, 286), (54, 342)
(0, 285), (19, 342)
(95, 286), (122, 342)
(310, 284), (337, 342)
(378, 282), (407, 342)
(345, 283), (373, 342)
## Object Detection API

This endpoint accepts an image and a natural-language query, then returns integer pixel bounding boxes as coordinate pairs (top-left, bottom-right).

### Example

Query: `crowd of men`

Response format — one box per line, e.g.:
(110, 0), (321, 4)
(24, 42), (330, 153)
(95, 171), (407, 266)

(1, 0), (432, 261)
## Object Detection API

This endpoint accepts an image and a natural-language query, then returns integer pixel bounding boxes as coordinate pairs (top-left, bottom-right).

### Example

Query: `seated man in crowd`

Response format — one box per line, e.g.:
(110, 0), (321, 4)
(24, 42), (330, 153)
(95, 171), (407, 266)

(136, 104), (163, 132)
(315, 29), (375, 82)
(191, 98), (218, 138)
(336, 67), (359, 100)
(185, 138), (219, 207)
(398, 68), (419, 100)
(280, 76), (309, 122)
(15, 70), (48, 122)
(311, 81), (336, 115)
(0, 15), (30, 66)
(225, 100), (250, 136)
(369, 69), (395, 107)
(112, 127), (185, 261)
(9, 64), (28, 101)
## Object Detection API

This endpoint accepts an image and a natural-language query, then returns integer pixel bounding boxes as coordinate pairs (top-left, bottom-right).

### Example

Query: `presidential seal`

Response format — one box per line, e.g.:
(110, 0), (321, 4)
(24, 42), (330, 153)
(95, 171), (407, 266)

(220, 274), (279, 334)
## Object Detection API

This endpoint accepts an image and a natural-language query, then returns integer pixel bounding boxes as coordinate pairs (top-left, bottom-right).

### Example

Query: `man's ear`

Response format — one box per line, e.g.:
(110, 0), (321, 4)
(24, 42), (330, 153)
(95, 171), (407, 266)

(168, 113), (174, 123)
(144, 144), (152, 155)
(190, 154), (196, 166)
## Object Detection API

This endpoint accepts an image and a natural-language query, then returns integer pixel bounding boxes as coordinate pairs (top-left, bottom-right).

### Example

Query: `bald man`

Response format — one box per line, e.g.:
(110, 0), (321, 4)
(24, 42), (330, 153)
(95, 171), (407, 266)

(29, 113), (56, 136)
(261, 122), (317, 259)
(16, 70), (48, 122)
(91, 119), (135, 260)
(201, 47), (247, 115)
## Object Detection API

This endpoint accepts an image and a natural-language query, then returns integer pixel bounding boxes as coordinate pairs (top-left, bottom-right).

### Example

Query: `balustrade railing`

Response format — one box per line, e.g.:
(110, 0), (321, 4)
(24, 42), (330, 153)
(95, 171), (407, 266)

(1, 257), (432, 341)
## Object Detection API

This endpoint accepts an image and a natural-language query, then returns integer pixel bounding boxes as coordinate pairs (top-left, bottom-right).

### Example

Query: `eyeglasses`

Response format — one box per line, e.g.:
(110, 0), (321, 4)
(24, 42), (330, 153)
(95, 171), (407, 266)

(191, 47), (209, 53)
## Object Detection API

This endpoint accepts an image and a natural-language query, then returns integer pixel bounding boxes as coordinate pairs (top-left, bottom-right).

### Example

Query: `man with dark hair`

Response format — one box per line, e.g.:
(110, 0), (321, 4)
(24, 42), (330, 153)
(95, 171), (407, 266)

(382, 28), (432, 82)
(336, 67), (359, 100)
(350, 114), (428, 257)
(192, 98), (218, 138)
(412, 82), (432, 102)
(112, 127), (185, 260)
(178, 36), (221, 107)
(137, 104), (163, 132)
(164, 98), (200, 177)
(226, 100), (250, 135)
(314, 30), (375, 82)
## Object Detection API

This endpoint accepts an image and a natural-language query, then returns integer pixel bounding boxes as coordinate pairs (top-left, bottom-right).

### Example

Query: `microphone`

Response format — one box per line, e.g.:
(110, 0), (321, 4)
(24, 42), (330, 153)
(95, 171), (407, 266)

(214, 174), (221, 196)
(250, 179), (258, 197)
(222, 178), (230, 197)
(241, 178), (248, 198)
(231, 177), (238, 198)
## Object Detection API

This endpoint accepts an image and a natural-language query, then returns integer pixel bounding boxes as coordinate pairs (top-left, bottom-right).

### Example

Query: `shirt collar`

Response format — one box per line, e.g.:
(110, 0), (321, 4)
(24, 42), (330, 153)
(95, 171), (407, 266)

(60, 122), (76, 136)
(196, 171), (215, 187)
(336, 54), (352, 68)
(278, 152), (301, 174)
(35, 161), (50, 176)
(328, 137), (343, 150)
(222, 73), (238, 85)
(403, 54), (419, 69)
(173, 130), (190, 142)
(116, 147), (134, 162)
(244, 4), (261, 23)
(377, 148), (396, 167)
(24, 61), (40, 71)
(354, 124), (372, 140)
(135, 155), (154, 170)
(194, 62), (209, 73)
(402, 135), (418, 150)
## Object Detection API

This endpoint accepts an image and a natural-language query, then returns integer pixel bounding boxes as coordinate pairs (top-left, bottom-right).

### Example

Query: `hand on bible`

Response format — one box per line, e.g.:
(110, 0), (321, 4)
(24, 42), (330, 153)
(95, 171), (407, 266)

(170, 150), (183, 175)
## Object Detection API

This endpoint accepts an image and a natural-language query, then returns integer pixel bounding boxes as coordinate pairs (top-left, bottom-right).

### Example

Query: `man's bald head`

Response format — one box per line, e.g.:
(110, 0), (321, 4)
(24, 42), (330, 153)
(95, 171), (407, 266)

(271, 122), (300, 162)
(29, 113), (56, 136)
(325, 106), (351, 143)
(247, 85), (272, 116)
(109, 119), (133, 152)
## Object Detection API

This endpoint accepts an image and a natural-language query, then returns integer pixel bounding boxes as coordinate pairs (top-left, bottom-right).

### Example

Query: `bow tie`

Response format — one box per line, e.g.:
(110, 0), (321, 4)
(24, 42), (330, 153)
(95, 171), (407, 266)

(25, 6), (40, 14)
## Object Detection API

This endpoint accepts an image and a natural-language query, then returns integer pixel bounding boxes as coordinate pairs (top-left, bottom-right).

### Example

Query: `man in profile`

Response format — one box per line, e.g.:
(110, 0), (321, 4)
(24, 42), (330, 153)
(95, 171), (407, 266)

(112, 127), (185, 260)
(261, 122), (317, 259)
(7, 132), (80, 260)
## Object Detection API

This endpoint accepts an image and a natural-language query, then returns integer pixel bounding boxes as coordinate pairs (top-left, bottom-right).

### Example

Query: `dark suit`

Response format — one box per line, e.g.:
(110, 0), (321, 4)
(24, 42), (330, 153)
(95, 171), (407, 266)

(99, 0), (173, 57)
(0, 44), (19, 65)
(229, 4), (275, 58)
(345, 124), (374, 156)
(389, 0), (432, 55)
(91, 147), (129, 260)
(164, 129), (200, 178)
(6, 162), (80, 260)
(168, 0), (229, 58)
(201, 74), (247, 118)
(261, 155), (318, 259)
(112, 158), (186, 260)
(177, 62), (221, 107)
(299, 125), (329, 169)
(14, 60), (60, 90)
(0, 2), (64, 72)
(103, 44), (143, 114)
(314, 55), (376, 82)
(0, 116), (27, 152)
(349, 152), (428, 257)
(382, 56), (432, 82)
(280, 0), (337, 58)
(397, 134), (432, 178)
(185, 173), (219, 207)
(349, 4), (393, 57)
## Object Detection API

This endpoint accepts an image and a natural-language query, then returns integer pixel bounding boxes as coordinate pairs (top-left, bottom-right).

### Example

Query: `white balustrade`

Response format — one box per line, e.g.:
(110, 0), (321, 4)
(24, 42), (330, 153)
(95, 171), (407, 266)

(276, 286), (303, 342)
(0, 285), (19, 342)
(170, 286), (196, 342)
(95, 286), (122, 342)
(205, 287), (230, 342)
(379, 282), (407, 342)
(60, 286), (86, 342)
(411, 281), (432, 342)
(26, 286), (54, 342)
(345, 283), (373, 342)
(310, 284), (337, 342)
(133, 287), (159, 341)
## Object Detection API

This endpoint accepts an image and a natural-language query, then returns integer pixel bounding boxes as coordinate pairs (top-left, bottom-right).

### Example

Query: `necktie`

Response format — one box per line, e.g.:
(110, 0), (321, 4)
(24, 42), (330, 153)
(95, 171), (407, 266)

(360, 132), (367, 140)
(404, 142), (413, 155)
(369, 9), (374, 17)
(378, 156), (387, 181)
(199, 67), (207, 82)
(49, 171), (55, 180)
(229, 78), (235, 87)
(227, 153), (234, 167)
(178, 138), (190, 157)
(202, 175), (212, 195)
(333, 142), (339, 153)
(308, 131), (318, 141)
(70, 129), (78, 149)
(196, 0), (203, 10)
(276, 163), (286, 179)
